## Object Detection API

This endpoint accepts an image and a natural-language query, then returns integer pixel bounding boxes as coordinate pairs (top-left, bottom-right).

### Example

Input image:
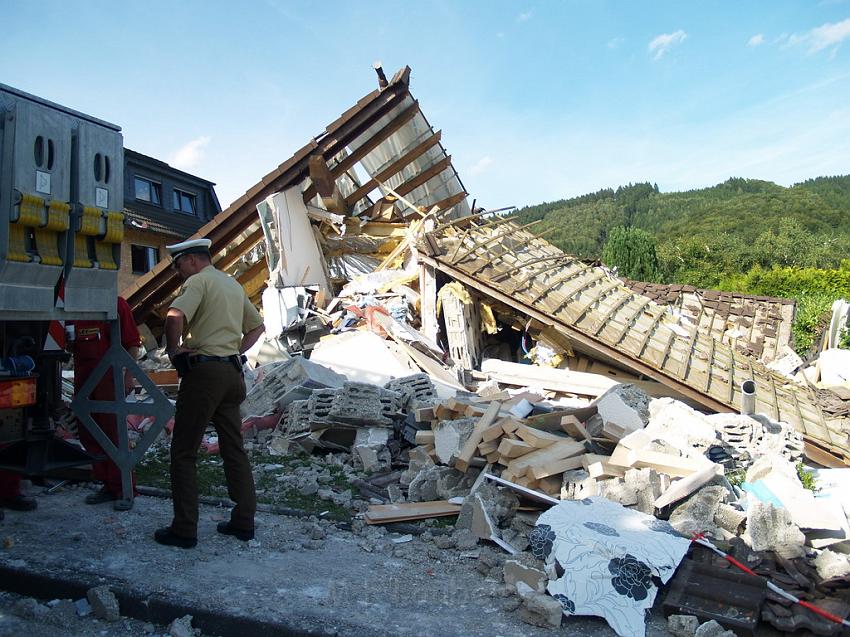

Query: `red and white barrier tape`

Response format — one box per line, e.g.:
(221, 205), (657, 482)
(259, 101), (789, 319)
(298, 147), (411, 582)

(691, 533), (850, 628)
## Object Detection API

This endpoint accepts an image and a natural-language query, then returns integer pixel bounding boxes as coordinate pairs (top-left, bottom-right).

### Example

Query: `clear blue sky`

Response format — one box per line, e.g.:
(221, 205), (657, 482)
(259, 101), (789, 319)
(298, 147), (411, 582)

(3, 1), (849, 210)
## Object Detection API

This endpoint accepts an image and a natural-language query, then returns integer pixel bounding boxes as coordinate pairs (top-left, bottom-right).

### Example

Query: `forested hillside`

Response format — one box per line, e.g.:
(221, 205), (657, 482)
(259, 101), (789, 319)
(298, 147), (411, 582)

(513, 176), (850, 288)
(512, 176), (850, 354)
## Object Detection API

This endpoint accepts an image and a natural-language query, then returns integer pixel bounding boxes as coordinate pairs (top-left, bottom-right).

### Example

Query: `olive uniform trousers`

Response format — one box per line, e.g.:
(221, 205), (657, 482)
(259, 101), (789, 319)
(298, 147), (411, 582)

(169, 360), (255, 538)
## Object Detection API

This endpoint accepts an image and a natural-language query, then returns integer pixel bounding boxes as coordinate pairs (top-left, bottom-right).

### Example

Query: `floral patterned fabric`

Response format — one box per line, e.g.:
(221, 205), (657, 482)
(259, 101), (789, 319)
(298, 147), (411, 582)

(536, 497), (691, 637)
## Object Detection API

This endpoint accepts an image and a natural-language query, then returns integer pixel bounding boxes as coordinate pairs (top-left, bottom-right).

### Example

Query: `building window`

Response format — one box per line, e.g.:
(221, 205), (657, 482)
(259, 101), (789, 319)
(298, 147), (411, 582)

(134, 176), (161, 205)
(173, 189), (197, 214)
(131, 244), (159, 274)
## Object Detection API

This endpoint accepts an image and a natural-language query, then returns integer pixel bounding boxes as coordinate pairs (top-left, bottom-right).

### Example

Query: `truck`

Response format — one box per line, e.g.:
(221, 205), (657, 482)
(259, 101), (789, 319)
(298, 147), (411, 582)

(0, 83), (172, 508)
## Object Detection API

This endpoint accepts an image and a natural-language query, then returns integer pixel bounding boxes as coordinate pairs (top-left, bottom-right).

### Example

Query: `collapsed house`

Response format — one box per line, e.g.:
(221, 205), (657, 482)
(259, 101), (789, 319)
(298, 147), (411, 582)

(121, 66), (850, 636)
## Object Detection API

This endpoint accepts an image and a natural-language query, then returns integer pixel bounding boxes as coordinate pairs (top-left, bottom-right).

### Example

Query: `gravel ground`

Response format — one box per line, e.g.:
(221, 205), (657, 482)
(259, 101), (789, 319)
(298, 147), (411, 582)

(0, 483), (676, 637)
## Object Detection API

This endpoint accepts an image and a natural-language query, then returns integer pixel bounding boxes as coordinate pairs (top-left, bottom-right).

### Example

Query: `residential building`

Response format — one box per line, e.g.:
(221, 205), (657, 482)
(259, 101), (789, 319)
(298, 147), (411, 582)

(119, 149), (221, 291)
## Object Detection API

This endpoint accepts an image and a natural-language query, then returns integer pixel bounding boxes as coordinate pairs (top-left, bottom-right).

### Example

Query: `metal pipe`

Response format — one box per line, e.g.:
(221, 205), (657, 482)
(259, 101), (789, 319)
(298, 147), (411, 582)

(741, 379), (756, 415)
(373, 61), (389, 89)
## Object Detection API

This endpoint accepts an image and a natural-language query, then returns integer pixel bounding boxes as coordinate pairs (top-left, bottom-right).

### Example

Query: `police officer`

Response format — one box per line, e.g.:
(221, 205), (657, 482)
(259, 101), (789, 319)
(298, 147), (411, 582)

(153, 238), (264, 549)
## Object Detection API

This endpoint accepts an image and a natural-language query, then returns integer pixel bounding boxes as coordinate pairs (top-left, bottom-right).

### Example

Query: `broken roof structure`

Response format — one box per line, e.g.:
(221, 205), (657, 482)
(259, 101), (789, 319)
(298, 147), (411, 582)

(124, 65), (468, 325)
(416, 220), (850, 462)
(123, 65), (850, 465)
(623, 280), (796, 364)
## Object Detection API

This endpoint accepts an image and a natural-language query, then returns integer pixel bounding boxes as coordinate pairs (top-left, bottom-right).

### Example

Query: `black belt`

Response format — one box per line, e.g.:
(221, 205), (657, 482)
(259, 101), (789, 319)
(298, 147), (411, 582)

(189, 354), (244, 364)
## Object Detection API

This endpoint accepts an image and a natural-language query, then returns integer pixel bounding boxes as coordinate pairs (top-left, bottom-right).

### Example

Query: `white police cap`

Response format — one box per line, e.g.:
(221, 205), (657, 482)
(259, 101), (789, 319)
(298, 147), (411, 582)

(166, 238), (212, 260)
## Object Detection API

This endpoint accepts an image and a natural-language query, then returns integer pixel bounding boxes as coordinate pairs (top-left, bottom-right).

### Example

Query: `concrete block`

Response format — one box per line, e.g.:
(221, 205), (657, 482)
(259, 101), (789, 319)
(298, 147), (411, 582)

(241, 357), (345, 418)
(503, 559), (547, 592)
(694, 620), (736, 637)
(594, 384), (651, 436)
(668, 614), (700, 637)
(669, 486), (729, 540)
(384, 373), (437, 411)
(520, 592), (563, 628)
(432, 417), (476, 465)
(86, 585), (119, 622)
(744, 500), (805, 558)
(813, 549), (850, 580)
(328, 381), (404, 427)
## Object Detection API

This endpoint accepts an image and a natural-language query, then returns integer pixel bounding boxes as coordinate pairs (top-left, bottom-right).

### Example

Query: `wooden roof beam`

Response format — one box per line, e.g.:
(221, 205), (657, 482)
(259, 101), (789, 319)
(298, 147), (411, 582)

(394, 155), (453, 198)
(345, 130), (443, 207)
(302, 100), (420, 203)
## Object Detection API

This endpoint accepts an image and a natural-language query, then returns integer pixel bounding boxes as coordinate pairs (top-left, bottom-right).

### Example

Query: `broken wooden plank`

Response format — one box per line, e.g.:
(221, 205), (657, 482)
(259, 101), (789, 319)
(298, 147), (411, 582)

(582, 453), (626, 479)
(454, 401), (502, 472)
(627, 448), (709, 478)
(365, 500), (461, 524)
(560, 415), (592, 443)
(527, 455), (585, 480)
(497, 438), (536, 459)
(414, 430), (435, 446)
(514, 424), (567, 448)
(481, 421), (505, 443)
(504, 438), (585, 477)
(654, 463), (724, 509)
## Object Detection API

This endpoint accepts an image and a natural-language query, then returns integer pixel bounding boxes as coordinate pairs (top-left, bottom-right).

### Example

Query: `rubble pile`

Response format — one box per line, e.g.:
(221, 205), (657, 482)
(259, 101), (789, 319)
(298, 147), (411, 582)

(117, 69), (850, 637)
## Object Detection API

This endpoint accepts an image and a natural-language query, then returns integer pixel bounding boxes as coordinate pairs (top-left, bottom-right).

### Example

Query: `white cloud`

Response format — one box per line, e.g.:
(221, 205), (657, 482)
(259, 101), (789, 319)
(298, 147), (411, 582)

(608, 37), (624, 49)
(169, 136), (211, 170)
(648, 30), (687, 60)
(748, 33), (765, 47)
(469, 155), (494, 175)
(789, 18), (850, 54)
(517, 11), (532, 22)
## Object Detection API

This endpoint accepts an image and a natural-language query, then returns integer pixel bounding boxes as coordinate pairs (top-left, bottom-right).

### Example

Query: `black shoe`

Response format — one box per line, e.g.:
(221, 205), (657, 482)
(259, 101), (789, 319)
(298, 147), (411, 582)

(85, 487), (117, 505)
(154, 527), (197, 549)
(216, 521), (254, 541)
(0, 495), (37, 511)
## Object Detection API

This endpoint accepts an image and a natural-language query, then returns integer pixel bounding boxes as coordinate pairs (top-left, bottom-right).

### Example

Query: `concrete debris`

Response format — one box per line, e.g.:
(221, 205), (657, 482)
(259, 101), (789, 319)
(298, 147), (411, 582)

(594, 383), (651, 437)
(711, 412), (804, 462)
(241, 357), (345, 418)
(714, 503), (747, 534)
(469, 492), (498, 541)
(384, 373), (437, 411)
(743, 500), (806, 558)
(503, 557), (547, 593)
(669, 486), (730, 540)
(400, 446), (434, 486)
(168, 614), (196, 637)
(327, 382), (404, 427)
(352, 427), (392, 472)
(813, 549), (850, 580)
(86, 585), (120, 622)
(645, 398), (719, 451)
(432, 417), (476, 465)
(693, 620), (736, 637)
(519, 591), (563, 629)
(667, 614), (700, 637)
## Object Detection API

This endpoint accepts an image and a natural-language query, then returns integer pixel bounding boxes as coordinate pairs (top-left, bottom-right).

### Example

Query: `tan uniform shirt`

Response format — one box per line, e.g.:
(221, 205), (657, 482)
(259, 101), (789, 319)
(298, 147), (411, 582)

(170, 266), (262, 357)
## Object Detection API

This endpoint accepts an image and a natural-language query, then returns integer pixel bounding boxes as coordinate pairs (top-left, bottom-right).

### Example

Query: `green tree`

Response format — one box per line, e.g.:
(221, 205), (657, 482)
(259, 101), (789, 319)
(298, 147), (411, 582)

(601, 226), (660, 281)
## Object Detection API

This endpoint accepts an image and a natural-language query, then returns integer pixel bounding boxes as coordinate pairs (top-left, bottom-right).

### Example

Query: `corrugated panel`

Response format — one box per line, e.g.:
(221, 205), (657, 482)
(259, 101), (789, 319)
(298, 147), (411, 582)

(420, 219), (850, 461)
